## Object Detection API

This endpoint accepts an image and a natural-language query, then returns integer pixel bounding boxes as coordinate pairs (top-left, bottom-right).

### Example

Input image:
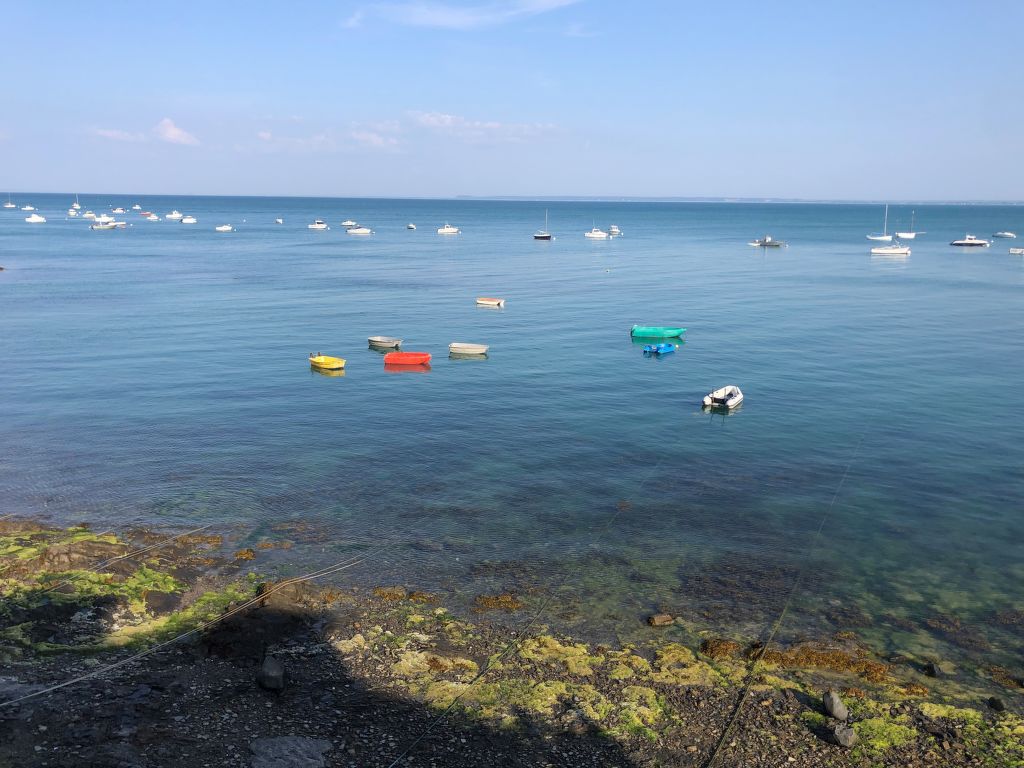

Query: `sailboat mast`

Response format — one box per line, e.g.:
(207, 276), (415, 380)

(883, 204), (888, 235)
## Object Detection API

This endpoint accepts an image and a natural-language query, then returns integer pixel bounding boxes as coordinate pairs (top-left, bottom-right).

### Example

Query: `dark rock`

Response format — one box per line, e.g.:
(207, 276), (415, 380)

(923, 660), (942, 678)
(823, 689), (849, 721)
(647, 613), (674, 627)
(700, 637), (741, 660)
(143, 590), (182, 614)
(987, 696), (1006, 712)
(833, 723), (857, 748)
(38, 539), (127, 570)
(257, 656), (286, 691)
(249, 736), (332, 768)
(410, 539), (443, 552)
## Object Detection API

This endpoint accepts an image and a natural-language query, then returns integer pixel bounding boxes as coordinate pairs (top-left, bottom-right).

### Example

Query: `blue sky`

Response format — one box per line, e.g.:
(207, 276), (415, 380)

(2, 1), (1022, 199)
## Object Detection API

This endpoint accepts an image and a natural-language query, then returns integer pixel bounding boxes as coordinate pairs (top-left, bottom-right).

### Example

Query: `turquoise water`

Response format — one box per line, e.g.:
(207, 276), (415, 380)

(2, 196), (1022, 692)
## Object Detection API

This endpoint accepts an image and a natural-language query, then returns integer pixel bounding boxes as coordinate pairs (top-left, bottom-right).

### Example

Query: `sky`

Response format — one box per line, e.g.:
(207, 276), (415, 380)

(1, 1), (1022, 200)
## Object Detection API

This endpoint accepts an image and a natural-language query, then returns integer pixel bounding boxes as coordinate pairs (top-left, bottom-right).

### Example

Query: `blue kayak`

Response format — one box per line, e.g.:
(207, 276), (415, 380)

(643, 343), (676, 355)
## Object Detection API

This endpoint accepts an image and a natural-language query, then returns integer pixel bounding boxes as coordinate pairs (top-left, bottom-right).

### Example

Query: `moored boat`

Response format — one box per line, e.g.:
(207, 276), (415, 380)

(703, 385), (744, 409)
(870, 243), (911, 256)
(112, 207), (126, 214)
(215, 224), (234, 232)
(383, 351), (431, 366)
(346, 226), (373, 235)
(341, 220), (357, 228)
(449, 342), (489, 356)
(24, 213), (46, 223)
(181, 215), (197, 224)
(275, 218), (284, 224)
(309, 353), (346, 370)
(642, 343), (676, 355)
(867, 204), (892, 241)
(131, 204), (141, 210)
(993, 231), (1017, 239)
(407, 223), (416, 230)
(534, 209), (553, 240)
(630, 325), (685, 338)
(21, 205), (35, 211)
(308, 219), (329, 230)
(82, 211), (97, 220)
(166, 210), (183, 220)
(1009, 247), (1024, 255)
(368, 336), (402, 349)
(950, 234), (990, 247)
(476, 297), (506, 307)
(609, 224), (622, 236)
(749, 235), (786, 247)
(67, 208), (78, 217)
(3, 194), (15, 209)
(584, 227), (608, 239)
(90, 220), (120, 230)
(145, 214), (160, 221)
(437, 223), (460, 235)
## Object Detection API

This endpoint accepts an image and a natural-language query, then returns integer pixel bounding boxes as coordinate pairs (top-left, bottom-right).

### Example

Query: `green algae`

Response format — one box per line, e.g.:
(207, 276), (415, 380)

(650, 643), (722, 686)
(614, 686), (664, 741)
(919, 702), (984, 724)
(851, 715), (917, 757)
(519, 635), (604, 676)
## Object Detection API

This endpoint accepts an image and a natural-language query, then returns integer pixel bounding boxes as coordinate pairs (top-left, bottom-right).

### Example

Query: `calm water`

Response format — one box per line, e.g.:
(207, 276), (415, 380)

(2, 195), (1022, 695)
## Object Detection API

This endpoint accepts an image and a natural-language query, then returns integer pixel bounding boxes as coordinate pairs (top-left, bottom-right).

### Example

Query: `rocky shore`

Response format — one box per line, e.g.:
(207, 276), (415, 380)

(0, 519), (1021, 767)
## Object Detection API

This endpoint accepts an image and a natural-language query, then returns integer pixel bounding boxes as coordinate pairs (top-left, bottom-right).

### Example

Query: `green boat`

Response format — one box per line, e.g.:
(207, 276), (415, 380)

(630, 325), (686, 338)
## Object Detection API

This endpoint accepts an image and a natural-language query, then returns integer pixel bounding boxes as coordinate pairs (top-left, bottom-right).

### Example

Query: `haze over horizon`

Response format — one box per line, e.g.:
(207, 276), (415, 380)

(2, 1), (1022, 201)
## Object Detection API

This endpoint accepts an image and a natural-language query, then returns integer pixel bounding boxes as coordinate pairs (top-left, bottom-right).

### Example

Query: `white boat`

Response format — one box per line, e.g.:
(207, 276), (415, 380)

(449, 342), (489, 356)
(1009, 247), (1024, 255)
(870, 243), (911, 256)
(346, 226), (373, 235)
(3, 194), (15, 209)
(94, 213), (115, 223)
(950, 234), (990, 247)
(24, 213), (46, 224)
(437, 223), (460, 235)
(407, 223), (416, 230)
(368, 336), (402, 349)
(895, 210), (922, 240)
(703, 385), (744, 409)
(166, 210), (183, 220)
(534, 209), (552, 240)
(475, 297), (506, 307)
(112, 207), (126, 214)
(584, 227), (608, 239)
(67, 208), (78, 217)
(308, 219), (329, 230)
(82, 211), (96, 220)
(181, 215), (197, 224)
(90, 221), (120, 230)
(275, 218), (284, 224)
(215, 224), (234, 232)
(146, 214), (160, 221)
(72, 195), (81, 210)
(749, 235), (786, 247)
(867, 204), (892, 242)
(609, 224), (622, 236)
(993, 231), (1017, 239)
(21, 205), (35, 211)
(131, 204), (141, 211)
(341, 220), (358, 228)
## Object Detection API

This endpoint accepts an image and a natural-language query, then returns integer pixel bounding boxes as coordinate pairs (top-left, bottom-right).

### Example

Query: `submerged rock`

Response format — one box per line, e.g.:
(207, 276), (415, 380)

(923, 660), (942, 678)
(249, 736), (331, 768)
(833, 723), (857, 748)
(700, 637), (741, 660)
(647, 613), (674, 627)
(987, 696), (1006, 712)
(823, 689), (848, 721)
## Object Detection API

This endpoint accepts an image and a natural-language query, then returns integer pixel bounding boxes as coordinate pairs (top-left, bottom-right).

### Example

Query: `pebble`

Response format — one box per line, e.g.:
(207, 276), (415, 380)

(833, 724), (857, 748)
(257, 657), (286, 692)
(823, 690), (848, 721)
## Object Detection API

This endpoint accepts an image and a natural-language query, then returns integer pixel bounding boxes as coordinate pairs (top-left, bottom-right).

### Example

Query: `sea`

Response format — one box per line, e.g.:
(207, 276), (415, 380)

(2, 195), (1022, 699)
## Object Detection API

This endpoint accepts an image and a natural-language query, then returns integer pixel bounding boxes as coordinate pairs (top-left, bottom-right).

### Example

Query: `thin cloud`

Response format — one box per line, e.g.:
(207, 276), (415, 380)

(93, 127), (147, 142)
(153, 117), (199, 146)
(342, 10), (364, 28)
(411, 110), (555, 143)
(376, 0), (579, 30)
(350, 129), (400, 149)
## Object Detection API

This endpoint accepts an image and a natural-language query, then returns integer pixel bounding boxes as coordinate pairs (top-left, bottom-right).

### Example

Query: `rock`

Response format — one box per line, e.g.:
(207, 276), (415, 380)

(249, 736), (331, 768)
(823, 689), (848, 721)
(987, 696), (1006, 712)
(647, 613), (674, 627)
(143, 590), (182, 614)
(923, 660), (942, 678)
(833, 723), (857, 748)
(256, 656), (286, 691)
(700, 637), (741, 660)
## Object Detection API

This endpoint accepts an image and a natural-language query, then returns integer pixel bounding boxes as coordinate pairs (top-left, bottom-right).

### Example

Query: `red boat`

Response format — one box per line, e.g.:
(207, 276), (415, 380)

(383, 351), (432, 366)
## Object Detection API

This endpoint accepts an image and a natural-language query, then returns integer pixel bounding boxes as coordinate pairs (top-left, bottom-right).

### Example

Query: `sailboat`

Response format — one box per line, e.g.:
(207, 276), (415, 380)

(3, 194), (15, 209)
(867, 204), (892, 242)
(533, 209), (553, 240)
(895, 210), (923, 240)
(71, 194), (81, 211)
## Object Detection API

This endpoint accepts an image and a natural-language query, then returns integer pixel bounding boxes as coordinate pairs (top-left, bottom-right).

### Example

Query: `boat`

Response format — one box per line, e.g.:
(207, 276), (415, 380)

(139, 211), (151, 216)
(993, 231), (1017, 239)
(534, 209), (553, 240)
(131, 204), (141, 211)
(895, 210), (922, 240)
(341, 220), (357, 228)
(309, 353), (346, 370)
(749, 235), (786, 247)
(368, 336), (402, 349)
(630, 325), (686, 338)
(584, 227), (609, 239)
(21, 205), (35, 211)
(112, 207), (126, 214)
(642, 343), (676, 355)
(407, 223), (416, 230)
(609, 225), (622, 236)
(94, 213), (115, 223)
(90, 221), (120, 230)
(870, 243), (911, 256)
(67, 208), (78, 217)
(346, 226), (373, 235)
(308, 219), (329, 230)
(703, 385), (744, 409)
(449, 342), (489, 356)
(82, 211), (96, 220)
(24, 213), (46, 223)
(145, 214), (160, 221)
(275, 218), (284, 224)
(437, 223), (460, 235)
(476, 297), (506, 307)
(867, 204), (892, 242)
(72, 195), (81, 210)
(181, 215), (197, 224)
(383, 351), (431, 366)
(1009, 248), (1024, 255)
(3, 194), (15, 209)
(215, 224), (234, 232)
(166, 210), (183, 220)
(950, 234), (990, 247)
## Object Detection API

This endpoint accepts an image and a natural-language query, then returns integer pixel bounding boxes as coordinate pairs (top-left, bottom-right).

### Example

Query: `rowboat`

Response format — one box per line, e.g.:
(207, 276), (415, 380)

(449, 342), (489, 356)
(368, 336), (402, 349)
(631, 325), (686, 338)
(703, 385), (743, 409)
(309, 354), (346, 370)
(642, 343), (675, 355)
(476, 297), (506, 307)
(384, 351), (431, 366)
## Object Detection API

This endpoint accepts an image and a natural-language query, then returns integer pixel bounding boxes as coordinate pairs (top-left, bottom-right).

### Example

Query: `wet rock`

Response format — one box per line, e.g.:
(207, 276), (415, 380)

(923, 660), (942, 678)
(474, 593), (523, 612)
(235, 548), (257, 561)
(833, 723), (857, 748)
(700, 637), (741, 660)
(249, 736), (332, 768)
(372, 586), (408, 601)
(143, 590), (182, 614)
(39, 539), (127, 570)
(823, 689), (848, 721)
(410, 539), (443, 552)
(647, 613), (674, 627)
(257, 656), (286, 691)
(987, 696), (1006, 712)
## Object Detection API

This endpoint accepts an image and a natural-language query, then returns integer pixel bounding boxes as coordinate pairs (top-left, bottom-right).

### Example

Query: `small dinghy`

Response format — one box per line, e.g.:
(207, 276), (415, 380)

(368, 336), (403, 349)
(1009, 247), (1024, 255)
(309, 353), (346, 370)
(384, 351), (431, 366)
(476, 297), (506, 307)
(215, 224), (234, 232)
(407, 223), (416, 230)
(992, 231), (1017, 239)
(642, 343), (675, 355)
(703, 385), (743, 409)
(449, 342), (489, 356)
(631, 325), (686, 338)
(275, 218), (284, 224)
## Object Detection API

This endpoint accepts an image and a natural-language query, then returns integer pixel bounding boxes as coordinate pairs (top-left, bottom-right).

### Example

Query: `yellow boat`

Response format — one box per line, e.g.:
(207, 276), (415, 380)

(309, 353), (346, 370)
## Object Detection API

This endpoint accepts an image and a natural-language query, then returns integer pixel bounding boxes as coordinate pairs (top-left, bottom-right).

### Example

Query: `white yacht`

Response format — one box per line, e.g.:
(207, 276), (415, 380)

(867, 204), (892, 242)
(67, 208), (78, 217)
(437, 223), (460, 235)
(82, 211), (97, 220)
(112, 207), (126, 214)
(90, 220), (120, 230)
(407, 223), (416, 230)
(950, 234), (990, 247)
(346, 226), (373, 235)
(341, 220), (357, 228)
(215, 224), (234, 232)
(895, 210), (922, 240)
(308, 219), (329, 230)
(181, 215), (197, 224)
(166, 210), (184, 220)
(3, 194), (15, 209)
(870, 243), (911, 256)
(21, 205), (35, 211)
(145, 214), (160, 221)
(94, 213), (115, 223)
(25, 213), (46, 223)
(609, 224), (622, 236)
(275, 218), (284, 225)
(131, 204), (141, 210)
(584, 227), (609, 239)
(992, 231), (1017, 239)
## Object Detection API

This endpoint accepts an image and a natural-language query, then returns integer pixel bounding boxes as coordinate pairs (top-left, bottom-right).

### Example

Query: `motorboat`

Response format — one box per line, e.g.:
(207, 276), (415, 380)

(1009, 247), (1024, 255)
(437, 223), (460, 235)
(215, 224), (234, 232)
(703, 385), (744, 409)
(145, 214), (160, 221)
(642, 343), (676, 355)
(166, 210), (184, 220)
(181, 215), (198, 224)
(346, 226), (373, 235)
(749, 235), (786, 247)
(82, 211), (97, 220)
(67, 208), (78, 217)
(341, 220), (357, 228)
(476, 297), (506, 307)
(631, 325), (686, 338)
(950, 235), (990, 247)
(867, 204), (892, 241)
(275, 218), (284, 225)
(24, 213), (46, 223)
(407, 223), (416, 230)
(131, 204), (141, 210)
(993, 231), (1017, 239)
(21, 205), (35, 211)
(90, 220), (121, 230)
(870, 243), (911, 256)
(309, 353), (346, 370)
(609, 225), (622, 236)
(112, 207), (126, 214)
(534, 209), (553, 240)
(94, 213), (115, 223)
(449, 342), (489, 356)
(139, 211), (151, 216)
(383, 351), (431, 366)
(585, 227), (609, 239)
(895, 210), (921, 240)
(308, 219), (329, 230)
(368, 336), (402, 349)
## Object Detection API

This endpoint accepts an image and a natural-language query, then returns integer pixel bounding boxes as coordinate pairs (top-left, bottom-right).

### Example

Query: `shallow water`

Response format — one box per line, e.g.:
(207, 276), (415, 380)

(2, 195), (1022, 693)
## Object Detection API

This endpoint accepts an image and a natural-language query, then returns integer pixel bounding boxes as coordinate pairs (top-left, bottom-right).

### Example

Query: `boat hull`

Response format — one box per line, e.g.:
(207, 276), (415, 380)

(703, 386), (743, 409)
(476, 298), (505, 307)
(368, 336), (402, 349)
(449, 343), (489, 356)
(309, 355), (346, 370)
(383, 352), (431, 366)
(630, 325), (685, 338)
